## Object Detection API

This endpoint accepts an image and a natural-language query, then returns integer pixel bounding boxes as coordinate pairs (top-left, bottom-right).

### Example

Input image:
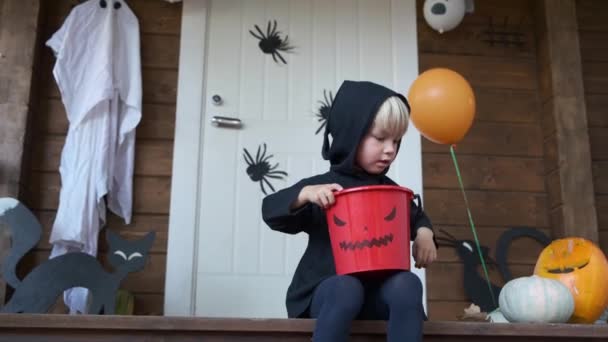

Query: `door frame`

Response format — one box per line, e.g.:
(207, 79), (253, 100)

(164, 0), (425, 317)
(164, 0), (209, 316)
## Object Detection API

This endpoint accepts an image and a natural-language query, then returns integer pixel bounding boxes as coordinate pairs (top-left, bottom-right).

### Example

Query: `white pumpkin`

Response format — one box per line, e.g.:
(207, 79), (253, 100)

(488, 308), (509, 323)
(499, 275), (574, 323)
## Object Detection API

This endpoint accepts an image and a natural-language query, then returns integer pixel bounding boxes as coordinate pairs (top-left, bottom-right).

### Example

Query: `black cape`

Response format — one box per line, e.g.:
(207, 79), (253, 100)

(262, 80), (433, 318)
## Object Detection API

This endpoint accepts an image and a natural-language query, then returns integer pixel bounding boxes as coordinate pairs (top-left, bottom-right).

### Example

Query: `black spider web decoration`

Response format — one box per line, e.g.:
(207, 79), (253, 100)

(243, 143), (288, 195)
(315, 89), (334, 135)
(481, 16), (526, 48)
(249, 20), (294, 65)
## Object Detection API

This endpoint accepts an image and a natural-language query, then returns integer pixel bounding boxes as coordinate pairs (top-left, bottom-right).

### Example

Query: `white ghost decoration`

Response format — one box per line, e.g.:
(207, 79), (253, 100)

(423, 0), (474, 34)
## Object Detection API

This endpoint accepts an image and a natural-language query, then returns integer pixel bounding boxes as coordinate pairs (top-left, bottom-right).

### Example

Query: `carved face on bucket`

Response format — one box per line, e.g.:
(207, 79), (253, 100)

(325, 185), (412, 275)
(332, 206), (397, 251)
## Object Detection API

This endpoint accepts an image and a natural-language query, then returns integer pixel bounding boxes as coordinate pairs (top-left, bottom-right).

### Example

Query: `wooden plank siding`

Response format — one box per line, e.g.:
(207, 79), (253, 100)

(416, 0), (551, 320)
(20, 0), (182, 315)
(0, 0), (43, 311)
(577, 0), (608, 254)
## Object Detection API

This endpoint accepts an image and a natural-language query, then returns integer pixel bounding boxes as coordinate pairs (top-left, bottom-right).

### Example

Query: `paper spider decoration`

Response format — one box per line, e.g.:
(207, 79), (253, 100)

(249, 20), (294, 65)
(315, 89), (334, 135)
(243, 143), (288, 195)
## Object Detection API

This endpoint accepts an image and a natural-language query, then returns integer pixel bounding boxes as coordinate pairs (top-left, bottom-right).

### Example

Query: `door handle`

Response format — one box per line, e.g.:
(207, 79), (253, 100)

(211, 116), (242, 128)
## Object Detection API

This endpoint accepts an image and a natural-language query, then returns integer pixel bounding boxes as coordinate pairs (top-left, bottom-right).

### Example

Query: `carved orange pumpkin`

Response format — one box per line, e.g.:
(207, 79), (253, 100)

(533, 237), (608, 323)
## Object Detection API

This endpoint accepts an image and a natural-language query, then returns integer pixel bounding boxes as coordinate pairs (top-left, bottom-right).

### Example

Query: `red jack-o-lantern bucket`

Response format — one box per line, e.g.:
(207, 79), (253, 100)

(325, 185), (413, 275)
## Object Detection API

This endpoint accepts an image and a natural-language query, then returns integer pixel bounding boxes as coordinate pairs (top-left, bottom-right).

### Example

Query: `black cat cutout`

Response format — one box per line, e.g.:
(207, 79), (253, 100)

(243, 143), (288, 195)
(436, 227), (551, 312)
(0, 197), (155, 314)
(249, 20), (294, 64)
(315, 89), (334, 135)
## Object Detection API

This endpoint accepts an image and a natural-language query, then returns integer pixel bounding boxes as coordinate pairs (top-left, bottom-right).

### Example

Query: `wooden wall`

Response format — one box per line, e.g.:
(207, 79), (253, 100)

(417, 0), (551, 320)
(0, 0), (43, 308)
(20, 0), (181, 315)
(577, 0), (608, 252)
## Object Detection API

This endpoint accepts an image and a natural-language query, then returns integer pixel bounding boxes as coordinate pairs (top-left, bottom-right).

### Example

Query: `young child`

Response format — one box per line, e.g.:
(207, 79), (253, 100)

(262, 80), (437, 342)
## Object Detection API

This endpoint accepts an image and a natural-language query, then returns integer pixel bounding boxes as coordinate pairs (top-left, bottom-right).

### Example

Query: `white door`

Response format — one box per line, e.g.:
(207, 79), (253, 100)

(165, 0), (424, 318)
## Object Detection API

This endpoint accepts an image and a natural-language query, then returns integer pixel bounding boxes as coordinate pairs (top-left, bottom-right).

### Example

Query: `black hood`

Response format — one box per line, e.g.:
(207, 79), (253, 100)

(321, 80), (410, 176)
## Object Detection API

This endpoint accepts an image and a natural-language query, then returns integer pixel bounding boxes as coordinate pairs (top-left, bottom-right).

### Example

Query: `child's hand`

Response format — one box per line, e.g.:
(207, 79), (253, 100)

(412, 227), (437, 268)
(292, 184), (343, 209)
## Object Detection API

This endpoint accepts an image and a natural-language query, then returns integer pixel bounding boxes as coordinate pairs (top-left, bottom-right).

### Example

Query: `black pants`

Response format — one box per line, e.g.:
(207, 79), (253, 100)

(309, 271), (424, 342)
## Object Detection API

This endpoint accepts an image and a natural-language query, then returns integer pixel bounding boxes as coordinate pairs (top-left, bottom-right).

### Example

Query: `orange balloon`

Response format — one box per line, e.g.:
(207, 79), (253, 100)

(408, 68), (476, 145)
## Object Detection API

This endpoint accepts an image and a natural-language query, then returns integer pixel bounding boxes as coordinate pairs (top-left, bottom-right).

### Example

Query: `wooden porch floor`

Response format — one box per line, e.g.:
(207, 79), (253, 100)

(1, 314), (608, 341)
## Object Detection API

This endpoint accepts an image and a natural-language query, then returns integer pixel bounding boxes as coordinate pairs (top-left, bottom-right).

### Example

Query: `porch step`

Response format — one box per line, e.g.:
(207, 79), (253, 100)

(1, 314), (608, 341)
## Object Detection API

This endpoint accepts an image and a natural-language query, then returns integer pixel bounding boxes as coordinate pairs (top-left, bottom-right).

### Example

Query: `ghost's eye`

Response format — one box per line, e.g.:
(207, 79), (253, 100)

(128, 252), (143, 260)
(333, 215), (346, 227)
(384, 207), (396, 221)
(114, 250), (127, 260)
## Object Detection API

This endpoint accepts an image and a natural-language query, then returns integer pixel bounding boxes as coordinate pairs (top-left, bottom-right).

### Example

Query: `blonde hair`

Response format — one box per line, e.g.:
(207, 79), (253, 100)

(372, 96), (410, 138)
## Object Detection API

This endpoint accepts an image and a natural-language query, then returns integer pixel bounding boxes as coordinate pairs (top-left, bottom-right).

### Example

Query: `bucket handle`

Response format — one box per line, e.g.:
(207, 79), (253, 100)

(413, 194), (422, 210)
(412, 194), (424, 222)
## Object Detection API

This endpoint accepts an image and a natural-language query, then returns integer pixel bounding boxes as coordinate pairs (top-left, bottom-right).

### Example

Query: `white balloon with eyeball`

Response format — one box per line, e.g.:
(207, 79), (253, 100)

(423, 0), (475, 34)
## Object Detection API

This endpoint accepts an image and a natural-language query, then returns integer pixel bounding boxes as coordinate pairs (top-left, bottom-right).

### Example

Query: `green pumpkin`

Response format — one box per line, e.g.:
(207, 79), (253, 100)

(115, 289), (134, 315)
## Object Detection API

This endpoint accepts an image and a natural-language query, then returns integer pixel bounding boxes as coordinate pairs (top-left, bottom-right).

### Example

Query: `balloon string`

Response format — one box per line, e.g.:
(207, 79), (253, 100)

(450, 144), (497, 308)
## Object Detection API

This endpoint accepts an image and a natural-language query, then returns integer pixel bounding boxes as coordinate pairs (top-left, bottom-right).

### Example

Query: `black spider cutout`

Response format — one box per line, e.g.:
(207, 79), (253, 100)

(243, 143), (288, 195)
(249, 20), (294, 65)
(315, 90), (334, 135)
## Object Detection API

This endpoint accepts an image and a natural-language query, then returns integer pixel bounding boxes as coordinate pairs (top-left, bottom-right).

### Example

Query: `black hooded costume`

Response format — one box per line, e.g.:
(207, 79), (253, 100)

(262, 80), (434, 318)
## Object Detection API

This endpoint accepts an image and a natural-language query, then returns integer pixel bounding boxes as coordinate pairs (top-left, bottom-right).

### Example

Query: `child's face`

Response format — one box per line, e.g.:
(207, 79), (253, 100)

(355, 123), (401, 174)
